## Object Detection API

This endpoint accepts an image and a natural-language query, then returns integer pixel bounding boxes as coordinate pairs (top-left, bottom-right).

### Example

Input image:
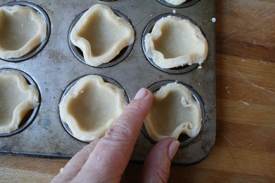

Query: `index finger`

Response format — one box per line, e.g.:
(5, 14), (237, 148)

(74, 88), (153, 183)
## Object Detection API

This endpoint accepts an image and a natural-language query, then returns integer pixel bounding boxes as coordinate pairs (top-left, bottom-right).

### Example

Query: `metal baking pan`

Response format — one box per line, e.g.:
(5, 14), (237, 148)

(0, 0), (215, 164)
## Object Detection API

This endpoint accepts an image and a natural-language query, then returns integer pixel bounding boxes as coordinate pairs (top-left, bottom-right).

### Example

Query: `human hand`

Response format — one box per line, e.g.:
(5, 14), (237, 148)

(51, 88), (180, 183)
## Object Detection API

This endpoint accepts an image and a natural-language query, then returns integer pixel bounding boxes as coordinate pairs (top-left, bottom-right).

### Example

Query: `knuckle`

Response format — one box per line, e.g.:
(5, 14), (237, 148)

(102, 100), (146, 146)
(125, 102), (145, 117)
(104, 122), (133, 143)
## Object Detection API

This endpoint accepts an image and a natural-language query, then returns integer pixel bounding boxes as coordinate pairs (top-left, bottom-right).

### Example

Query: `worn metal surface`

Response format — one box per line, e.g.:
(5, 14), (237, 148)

(0, 0), (215, 164)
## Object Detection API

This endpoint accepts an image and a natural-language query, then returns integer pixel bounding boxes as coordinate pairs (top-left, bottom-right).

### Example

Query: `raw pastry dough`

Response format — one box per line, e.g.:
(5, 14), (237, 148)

(70, 4), (135, 66)
(144, 16), (208, 69)
(144, 83), (201, 141)
(59, 75), (127, 141)
(0, 71), (39, 134)
(0, 5), (47, 59)
(164, 0), (186, 6)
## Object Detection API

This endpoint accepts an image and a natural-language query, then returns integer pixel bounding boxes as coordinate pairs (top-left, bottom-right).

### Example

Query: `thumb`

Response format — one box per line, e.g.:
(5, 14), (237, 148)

(141, 138), (180, 183)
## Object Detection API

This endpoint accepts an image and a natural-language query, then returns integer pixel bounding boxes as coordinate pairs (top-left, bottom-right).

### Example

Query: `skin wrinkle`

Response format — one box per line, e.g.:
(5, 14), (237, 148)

(74, 161), (117, 183)
(91, 137), (133, 166)
(125, 101), (148, 118)
(104, 121), (135, 143)
(156, 168), (168, 183)
(154, 151), (171, 182)
(52, 139), (100, 183)
(74, 151), (125, 183)
(141, 137), (176, 183)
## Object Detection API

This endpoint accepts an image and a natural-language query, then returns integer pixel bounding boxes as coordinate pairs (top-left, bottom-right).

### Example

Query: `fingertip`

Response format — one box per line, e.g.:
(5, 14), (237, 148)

(134, 88), (153, 100)
(153, 137), (178, 151)
(168, 140), (180, 160)
(134, 88), (148, 99)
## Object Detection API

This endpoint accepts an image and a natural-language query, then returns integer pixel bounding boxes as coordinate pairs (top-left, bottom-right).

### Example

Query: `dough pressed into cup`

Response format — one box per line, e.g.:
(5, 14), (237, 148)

(164, 0), (186, 6)
(0, 71), (39, 134)
(0, 5), (47, 59)
(70, 4), (135, 67)
(59, 75), (127, 141)
(144, 16), (208, 69)
(144, 83), (201, 141)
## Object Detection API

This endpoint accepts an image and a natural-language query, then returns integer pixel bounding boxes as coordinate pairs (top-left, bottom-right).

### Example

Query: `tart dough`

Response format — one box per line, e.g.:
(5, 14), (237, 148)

(70, 4), (135, 66)
(144, 16), (208, 69)
(59, 75), (127, 141)
(164, 0), (186, 6)
(0, 71), (39, 134)
(0, 5), (47, 59)
(144, 83), (201, 141)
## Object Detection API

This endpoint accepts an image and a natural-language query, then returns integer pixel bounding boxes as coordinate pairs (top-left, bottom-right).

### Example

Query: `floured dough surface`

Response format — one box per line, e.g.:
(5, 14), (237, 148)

(144, 83), (201, 141)
(0, 5), (46, 59)
(0, 71), (39, 134)
(70, 4), (135, 66)
(59, 75), (127, 141)
(144, 16), (208, 69)
(164, 0), (186, 6)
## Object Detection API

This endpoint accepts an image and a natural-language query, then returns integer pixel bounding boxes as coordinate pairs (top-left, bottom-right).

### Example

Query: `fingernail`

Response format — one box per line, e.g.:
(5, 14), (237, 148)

(134, 88), (147, 99)
(168, 140), (180, 160)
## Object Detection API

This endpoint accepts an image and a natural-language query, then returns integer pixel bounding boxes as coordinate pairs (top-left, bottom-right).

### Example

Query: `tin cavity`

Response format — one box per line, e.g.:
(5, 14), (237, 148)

(141, 80), (205, 147)
(59, 74), (129, 143)
(0, 1), (51, 62)
(68, 9), (134, 68)
(0, 68), (40, 137)
(142, 13), (206, 74)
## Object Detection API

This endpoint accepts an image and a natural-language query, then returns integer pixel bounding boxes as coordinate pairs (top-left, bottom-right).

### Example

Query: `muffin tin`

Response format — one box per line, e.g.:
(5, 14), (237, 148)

(0, 0), (215, 164)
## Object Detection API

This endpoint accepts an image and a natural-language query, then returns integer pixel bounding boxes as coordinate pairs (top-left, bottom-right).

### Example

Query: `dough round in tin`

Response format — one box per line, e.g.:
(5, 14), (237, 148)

(0, 5), (46, 59)
(164, 0), (186, 6)
(70, 4), (135, 67)
(59, 75), (127, 141)
(0, 71), (39, 134)
(144, 83), (201, 141)
(144, 16), (208, 69)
